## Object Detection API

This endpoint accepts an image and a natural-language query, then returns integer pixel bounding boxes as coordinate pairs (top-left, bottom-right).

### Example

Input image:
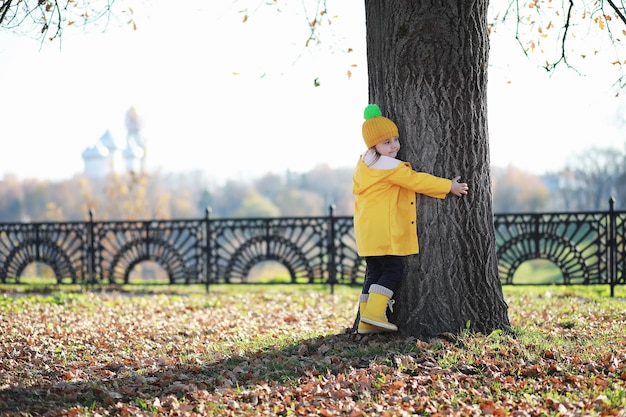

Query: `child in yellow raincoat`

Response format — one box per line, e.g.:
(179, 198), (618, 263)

(353, 104), (468, 334)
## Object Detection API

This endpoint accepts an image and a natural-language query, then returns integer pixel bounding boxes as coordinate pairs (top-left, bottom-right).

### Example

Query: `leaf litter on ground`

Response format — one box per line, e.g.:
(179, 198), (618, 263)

(0, 285), (625, 416)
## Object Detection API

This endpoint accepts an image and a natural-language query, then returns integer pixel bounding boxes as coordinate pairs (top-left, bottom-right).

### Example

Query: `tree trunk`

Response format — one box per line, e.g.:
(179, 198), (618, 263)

(364, 0), (510, 338)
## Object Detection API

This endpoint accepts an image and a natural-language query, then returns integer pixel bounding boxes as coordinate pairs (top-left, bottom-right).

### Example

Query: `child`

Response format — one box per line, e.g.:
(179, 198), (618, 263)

(353, 104), (468, 334)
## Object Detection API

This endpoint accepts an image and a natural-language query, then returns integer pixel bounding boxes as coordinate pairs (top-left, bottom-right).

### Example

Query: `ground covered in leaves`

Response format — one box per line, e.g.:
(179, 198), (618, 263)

(1, 285), (625, 416)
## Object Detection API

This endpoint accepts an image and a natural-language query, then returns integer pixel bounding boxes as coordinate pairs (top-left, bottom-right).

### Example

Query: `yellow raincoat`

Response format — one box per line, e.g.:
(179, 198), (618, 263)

(353, 159), (452, 256)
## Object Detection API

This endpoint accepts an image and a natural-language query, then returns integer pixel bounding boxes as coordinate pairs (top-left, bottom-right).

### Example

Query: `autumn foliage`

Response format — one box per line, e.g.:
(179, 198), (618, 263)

(0, 285), (625, 416)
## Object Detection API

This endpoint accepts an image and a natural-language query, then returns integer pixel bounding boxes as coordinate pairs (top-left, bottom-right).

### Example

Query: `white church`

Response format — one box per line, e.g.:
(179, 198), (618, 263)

(81, 107), (147, 178)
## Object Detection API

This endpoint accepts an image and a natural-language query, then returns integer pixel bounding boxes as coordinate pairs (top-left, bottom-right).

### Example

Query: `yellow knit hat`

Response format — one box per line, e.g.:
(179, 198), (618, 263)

(361, 104), (399, 148)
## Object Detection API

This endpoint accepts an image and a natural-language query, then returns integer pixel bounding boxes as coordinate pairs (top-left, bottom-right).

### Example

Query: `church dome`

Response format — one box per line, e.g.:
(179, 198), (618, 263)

(81, 141), (109, 159)
(99, 130), (120, 151)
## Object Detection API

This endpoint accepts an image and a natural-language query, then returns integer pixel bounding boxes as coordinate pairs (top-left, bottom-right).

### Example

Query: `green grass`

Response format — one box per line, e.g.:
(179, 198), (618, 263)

(512, 259), (564, 284)
(503, 283), (626, 299)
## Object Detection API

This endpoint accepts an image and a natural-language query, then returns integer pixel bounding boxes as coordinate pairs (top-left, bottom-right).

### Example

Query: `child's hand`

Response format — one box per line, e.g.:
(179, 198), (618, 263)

(450, 176), (469, 197)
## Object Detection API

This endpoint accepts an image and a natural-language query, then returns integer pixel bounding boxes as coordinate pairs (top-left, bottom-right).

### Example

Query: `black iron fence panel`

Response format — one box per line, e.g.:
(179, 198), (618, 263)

(331, 216), (364, 286)
(0, 201), (624, 294)
(493, 212), (608, 285)
(208, 216), (328, 284)
(91, 218), (205, 285)
(0, 221), (89, 284)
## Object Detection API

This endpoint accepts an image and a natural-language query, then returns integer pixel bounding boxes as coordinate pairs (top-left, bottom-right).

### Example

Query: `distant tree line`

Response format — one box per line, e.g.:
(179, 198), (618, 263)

(492, 145), (626, 213)
(0, 165), (354, 222)
(1, 145), (625, 223)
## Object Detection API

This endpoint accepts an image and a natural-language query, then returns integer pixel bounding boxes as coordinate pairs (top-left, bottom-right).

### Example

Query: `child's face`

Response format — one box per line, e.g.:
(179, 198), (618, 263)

(374, 137), (400, 158)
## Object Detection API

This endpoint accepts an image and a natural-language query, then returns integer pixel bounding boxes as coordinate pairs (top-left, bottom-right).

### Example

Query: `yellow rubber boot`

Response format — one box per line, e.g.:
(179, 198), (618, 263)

(361, 284), (398, 332)
(357, 294), (384, 334)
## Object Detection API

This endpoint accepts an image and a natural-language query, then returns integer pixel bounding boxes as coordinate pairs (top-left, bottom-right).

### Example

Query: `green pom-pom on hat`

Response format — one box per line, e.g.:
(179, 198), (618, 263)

(363, 104), (382, 120)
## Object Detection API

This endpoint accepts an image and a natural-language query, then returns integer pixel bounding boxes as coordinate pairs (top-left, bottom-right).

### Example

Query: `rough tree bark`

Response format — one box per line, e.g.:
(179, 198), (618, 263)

(364, 0), (511, 338)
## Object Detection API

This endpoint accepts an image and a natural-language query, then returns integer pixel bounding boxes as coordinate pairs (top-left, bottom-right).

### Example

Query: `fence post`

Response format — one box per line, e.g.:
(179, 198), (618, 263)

(205, 207), (212, 293)
(327, 204), (337, 294)
(88, 209), (95, 286)
(608, 197), (617, 297)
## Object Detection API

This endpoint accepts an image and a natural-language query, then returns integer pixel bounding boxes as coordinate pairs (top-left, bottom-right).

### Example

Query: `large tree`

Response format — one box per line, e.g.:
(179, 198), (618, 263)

(364, 1), (510, 338)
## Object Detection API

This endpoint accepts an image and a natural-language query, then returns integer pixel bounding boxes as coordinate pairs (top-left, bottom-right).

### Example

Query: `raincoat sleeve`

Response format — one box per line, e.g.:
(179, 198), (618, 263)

(389, 162), (451, 199)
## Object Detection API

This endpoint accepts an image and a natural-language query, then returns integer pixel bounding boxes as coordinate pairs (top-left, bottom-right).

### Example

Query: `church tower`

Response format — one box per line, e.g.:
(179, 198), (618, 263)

(124, 107), (146, 174)
(81, 107), (147, 178)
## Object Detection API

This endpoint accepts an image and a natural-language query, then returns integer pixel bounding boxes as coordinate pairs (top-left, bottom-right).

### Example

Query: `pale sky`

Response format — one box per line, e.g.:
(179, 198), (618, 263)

(1, 1), (624, 183)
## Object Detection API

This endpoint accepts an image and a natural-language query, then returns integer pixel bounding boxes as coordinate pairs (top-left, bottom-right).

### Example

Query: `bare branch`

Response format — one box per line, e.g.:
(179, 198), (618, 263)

(598, 1), (626, 88)
(606, 0), (626, 26)
(0, 1), (13, 26)
(1, 0), (119, 43)
(543, 0), (575, 72)
(513, 0), (531, 59)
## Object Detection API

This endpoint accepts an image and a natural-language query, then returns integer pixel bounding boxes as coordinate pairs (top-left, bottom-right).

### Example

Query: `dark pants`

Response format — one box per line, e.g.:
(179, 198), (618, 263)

(361, 255), (405, 294)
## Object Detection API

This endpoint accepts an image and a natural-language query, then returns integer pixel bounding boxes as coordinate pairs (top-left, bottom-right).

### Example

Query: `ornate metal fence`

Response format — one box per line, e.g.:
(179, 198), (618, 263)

(1, 201), (624, 295)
